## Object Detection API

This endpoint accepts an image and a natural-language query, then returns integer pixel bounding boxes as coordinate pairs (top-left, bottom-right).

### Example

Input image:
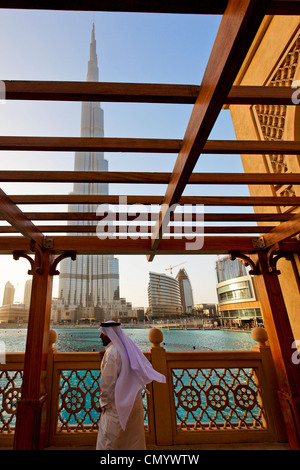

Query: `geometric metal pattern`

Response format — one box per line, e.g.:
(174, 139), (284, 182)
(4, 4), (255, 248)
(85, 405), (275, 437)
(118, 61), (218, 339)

(57, 369), (102, 432)
(172, 367), (265, 431)
(0, 370), (23, 433)
(56, 368), (149, 433)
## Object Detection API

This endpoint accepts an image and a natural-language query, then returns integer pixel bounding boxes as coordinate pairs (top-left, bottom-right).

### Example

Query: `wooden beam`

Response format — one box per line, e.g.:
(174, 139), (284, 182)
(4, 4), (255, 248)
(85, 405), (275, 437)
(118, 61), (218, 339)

(0, 136), (181, 153)
(0, 234), (298, 255)
(203, 140), (300, 155)
(3, 80), (297, 105)
(1, 136), (300, 154)
(0, 224), (276, 234)
(149, 0), (272, 259)
(0, 188), (44, 246)
(0, 170), (299, 185)
(0, 211), (292, 222)
(9, 194), (300, 206)
(49, 235), (258, 255)
(4, 80), (200, 104)
(260, 212), (300, 247)
(0, 0), (298, 16)
(225, 85), (300, 106)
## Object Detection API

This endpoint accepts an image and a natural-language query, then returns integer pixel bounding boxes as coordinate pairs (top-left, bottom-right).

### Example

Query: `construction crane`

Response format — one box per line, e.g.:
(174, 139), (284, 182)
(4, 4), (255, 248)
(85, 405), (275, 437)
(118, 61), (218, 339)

(165, 262), (186, 276)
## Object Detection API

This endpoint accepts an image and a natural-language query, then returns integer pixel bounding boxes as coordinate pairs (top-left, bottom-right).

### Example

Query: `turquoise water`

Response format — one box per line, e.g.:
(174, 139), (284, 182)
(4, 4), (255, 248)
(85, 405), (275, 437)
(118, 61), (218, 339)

(0, 327), (256, 353)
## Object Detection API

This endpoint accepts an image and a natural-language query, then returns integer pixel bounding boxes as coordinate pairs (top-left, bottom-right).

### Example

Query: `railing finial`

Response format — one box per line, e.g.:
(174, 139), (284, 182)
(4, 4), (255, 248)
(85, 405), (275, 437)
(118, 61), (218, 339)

(149, 327), (163, 349)
(49, 329), (57, 348)
(251, 326), (268, 347)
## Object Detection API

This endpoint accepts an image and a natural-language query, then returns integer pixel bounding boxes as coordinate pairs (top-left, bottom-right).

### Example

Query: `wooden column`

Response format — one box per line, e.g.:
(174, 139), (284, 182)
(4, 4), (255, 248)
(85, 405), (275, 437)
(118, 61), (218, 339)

(252, 251), (300, 450)
(14, 248), (54, 450)
(148, 328), (173, 446)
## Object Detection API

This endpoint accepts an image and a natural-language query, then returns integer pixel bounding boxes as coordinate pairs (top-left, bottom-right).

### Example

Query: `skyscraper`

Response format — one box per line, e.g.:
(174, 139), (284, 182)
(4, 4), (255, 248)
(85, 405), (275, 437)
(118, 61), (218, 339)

(58, 24), (120, 314)
(23, 279), (32, 307)
(176, 268), (194, 314)
(2, 281), (15, 306)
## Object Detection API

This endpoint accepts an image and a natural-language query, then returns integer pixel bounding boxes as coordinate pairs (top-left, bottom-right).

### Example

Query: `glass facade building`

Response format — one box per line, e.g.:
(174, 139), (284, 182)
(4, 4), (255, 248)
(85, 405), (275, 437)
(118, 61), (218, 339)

(216, 257), (263, 328)
(148, 272), (182, 318)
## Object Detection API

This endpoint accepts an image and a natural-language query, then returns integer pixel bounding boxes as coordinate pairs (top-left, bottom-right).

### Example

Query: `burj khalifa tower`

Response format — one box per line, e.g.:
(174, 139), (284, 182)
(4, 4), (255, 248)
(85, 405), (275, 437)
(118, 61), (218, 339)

(58, 24), (120, 314)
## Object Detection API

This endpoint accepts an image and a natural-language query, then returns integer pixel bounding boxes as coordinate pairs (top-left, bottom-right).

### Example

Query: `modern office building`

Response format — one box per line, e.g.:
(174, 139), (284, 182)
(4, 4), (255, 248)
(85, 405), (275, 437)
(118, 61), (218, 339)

(148, 272), (182, 318)
(2, 281), (15, 306)
(216, 257), (263, 328)
(176, 268), (194, 314)
(58, 24), (120, 315)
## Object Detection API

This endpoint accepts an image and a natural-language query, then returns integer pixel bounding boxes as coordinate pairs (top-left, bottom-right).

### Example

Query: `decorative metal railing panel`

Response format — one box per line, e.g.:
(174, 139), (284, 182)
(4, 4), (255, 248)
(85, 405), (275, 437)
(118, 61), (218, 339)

(57, 369), (101, 432)
(0, 369), (23, 433)
(171, 366), (265, 431)
(55, 367), (149, 434)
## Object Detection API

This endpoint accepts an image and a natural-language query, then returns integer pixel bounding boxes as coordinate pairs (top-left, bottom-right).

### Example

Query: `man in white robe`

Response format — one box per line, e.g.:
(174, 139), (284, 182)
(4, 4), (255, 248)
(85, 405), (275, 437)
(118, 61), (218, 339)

(96, 321), (166, 450)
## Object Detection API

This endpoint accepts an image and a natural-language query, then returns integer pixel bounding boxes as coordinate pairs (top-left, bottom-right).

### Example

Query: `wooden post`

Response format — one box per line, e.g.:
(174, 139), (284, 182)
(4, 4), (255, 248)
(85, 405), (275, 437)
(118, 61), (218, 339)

(148, 328), (173, 446)
(14, 248), (54, 450)
(251, 326), (287, 442)
(252, 251), (300, 450)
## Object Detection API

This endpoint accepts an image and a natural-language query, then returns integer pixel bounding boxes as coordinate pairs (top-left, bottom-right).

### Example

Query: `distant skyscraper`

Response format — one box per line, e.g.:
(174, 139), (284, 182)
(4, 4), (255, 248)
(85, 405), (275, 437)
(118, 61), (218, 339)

(176, 268), (194, 314)
(2, 281), (15, 306)
(148, 272), (182, 318)
(58, 24), (120, 311)
(23, 279), (32, 307)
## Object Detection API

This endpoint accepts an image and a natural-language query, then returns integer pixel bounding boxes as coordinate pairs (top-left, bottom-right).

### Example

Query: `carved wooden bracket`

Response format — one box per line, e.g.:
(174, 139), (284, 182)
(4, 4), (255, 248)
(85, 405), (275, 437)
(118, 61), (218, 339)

(50, 251), (77, 276)
(266, 244), (294, 274)
(13, 249), (42, 275)
(229, 252), (260, 276)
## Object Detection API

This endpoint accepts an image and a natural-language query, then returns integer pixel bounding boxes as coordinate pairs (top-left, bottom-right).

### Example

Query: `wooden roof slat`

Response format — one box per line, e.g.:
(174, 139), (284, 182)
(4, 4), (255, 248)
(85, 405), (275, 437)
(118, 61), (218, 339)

(149, 0), (273, 257)
(0, 225), (277, 234)
(1, 170), (299, 185)
(1, 136), (300, 154)
(0, 136), (182, 153)
(3, 80), (298, 106)
(9, 194), (300, 206)
(0, 212), (292, 222)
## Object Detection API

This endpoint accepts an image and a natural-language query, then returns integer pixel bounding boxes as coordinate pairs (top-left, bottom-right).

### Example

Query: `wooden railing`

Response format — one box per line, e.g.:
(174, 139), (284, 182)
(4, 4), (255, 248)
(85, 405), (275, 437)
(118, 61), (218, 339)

(0, 327), (287, 448)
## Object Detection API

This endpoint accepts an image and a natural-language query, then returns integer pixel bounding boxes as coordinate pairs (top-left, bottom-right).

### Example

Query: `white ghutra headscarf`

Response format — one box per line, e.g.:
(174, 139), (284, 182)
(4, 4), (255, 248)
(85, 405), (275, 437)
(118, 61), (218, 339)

(99, 321), (166, 430)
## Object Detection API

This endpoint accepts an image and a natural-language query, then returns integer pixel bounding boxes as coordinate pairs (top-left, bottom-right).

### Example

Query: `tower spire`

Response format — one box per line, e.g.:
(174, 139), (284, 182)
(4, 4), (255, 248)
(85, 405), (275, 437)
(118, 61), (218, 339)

(87, 22), (99, 82)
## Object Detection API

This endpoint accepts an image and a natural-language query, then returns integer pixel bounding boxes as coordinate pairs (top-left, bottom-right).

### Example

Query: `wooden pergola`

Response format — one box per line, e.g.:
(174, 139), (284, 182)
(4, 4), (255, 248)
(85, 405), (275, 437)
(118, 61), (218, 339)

(0, 0), (300, 450)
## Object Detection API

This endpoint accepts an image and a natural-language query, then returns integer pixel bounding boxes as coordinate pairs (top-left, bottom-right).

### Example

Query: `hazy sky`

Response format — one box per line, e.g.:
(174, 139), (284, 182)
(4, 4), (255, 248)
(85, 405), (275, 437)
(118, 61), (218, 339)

(0, 9), (253, 307)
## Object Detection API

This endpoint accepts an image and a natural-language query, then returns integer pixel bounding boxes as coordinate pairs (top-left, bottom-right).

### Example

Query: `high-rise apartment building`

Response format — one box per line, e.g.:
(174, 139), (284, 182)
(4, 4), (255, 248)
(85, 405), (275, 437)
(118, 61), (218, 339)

(58, 24), (120, 314)
(2, 281), (15, 306)
(148, 272), (182, 318)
